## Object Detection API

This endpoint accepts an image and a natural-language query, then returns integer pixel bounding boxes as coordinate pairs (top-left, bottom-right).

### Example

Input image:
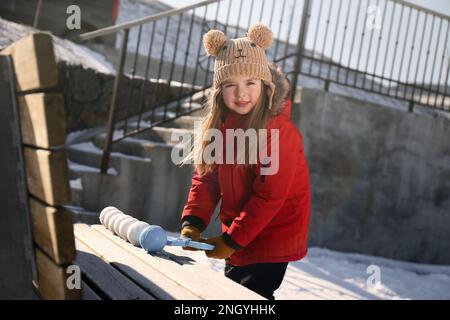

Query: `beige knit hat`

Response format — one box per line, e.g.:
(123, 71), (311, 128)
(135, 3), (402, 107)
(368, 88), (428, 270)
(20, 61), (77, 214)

(203, 23), (276, 110)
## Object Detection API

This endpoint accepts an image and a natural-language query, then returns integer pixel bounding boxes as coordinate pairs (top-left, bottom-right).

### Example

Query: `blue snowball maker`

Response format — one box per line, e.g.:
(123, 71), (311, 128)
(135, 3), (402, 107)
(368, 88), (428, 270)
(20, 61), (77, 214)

(139, 225), (167, 252)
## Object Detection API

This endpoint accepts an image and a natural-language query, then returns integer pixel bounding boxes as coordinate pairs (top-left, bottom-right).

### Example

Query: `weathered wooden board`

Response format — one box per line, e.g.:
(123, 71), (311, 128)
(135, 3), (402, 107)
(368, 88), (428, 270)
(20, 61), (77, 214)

(29, 197), (75, 265)
(35, 248), (81, 300)
(73, 224), (197, 300)
(24, 147), (71, 206)
(91, 224), (265, 300)
(0, 33), (58, 92)
(75, 239), (154, 300)
(18, 93), (66, 148)
(81, 281), (101, 300)
(0, 54), (36, 299)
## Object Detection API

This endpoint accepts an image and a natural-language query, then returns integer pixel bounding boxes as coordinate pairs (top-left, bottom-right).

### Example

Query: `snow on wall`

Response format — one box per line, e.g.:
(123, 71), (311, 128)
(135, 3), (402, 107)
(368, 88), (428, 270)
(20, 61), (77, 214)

(0, 17), (114, 74)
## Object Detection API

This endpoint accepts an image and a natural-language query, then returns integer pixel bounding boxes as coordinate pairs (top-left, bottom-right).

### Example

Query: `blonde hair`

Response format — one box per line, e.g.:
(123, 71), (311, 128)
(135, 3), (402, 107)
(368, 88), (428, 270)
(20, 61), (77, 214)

(181, 83), (271, 175)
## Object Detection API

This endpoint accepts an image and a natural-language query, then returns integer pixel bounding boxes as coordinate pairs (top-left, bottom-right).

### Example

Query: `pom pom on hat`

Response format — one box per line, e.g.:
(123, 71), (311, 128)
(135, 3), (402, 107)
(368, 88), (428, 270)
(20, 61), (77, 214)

(203, 29), (227, 56)
(247, 23), (273, 50)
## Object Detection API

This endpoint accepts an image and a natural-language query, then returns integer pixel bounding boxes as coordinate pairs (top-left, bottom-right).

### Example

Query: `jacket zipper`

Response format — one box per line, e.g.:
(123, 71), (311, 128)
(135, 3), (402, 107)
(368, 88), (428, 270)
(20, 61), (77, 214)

(230, 165), (236, 206)
(260, 159), (269, 183)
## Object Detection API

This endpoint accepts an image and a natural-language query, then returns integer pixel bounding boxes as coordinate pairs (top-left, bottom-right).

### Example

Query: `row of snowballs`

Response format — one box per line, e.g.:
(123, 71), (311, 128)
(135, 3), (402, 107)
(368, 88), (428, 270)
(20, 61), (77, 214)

(99, 206), (166, 250)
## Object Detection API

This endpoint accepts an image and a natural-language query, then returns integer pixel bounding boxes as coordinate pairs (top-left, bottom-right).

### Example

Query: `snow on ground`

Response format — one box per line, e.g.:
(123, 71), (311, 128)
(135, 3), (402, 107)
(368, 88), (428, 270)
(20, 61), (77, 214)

(166, 231), (450, 300)
(275, 248), (450, 300)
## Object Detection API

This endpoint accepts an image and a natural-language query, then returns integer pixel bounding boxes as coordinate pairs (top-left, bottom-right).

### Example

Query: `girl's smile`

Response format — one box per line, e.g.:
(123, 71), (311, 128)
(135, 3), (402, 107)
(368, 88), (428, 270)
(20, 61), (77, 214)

(221, 77), (262, 115)
(235, 101), (251, 107)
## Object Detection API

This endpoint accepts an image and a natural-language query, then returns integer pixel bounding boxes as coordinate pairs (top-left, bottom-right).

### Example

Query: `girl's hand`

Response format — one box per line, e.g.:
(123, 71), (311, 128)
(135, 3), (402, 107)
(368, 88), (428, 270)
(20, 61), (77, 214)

(204, 235), (235, 259)
(180, 226), (202, 251)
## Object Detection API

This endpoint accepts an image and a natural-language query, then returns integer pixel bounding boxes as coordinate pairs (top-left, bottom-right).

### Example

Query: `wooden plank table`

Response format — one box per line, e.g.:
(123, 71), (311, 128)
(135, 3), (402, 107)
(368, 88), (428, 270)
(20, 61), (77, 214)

(73, 223), (265, 300)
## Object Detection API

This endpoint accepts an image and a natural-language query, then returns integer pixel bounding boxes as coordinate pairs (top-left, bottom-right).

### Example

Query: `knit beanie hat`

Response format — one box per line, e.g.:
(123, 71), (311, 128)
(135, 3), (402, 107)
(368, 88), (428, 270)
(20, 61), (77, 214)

(203, 23), (276, 110)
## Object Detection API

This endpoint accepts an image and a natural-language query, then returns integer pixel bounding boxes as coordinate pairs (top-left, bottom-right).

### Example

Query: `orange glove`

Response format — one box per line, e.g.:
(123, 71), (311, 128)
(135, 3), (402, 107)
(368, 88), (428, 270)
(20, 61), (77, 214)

(180, 226), (202, 251)
(204, 235), (235, 259)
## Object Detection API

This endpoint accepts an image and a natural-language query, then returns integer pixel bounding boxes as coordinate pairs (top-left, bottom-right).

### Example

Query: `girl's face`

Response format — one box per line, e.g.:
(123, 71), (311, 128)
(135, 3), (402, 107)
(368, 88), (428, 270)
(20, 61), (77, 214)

(221, 77), (262, 115)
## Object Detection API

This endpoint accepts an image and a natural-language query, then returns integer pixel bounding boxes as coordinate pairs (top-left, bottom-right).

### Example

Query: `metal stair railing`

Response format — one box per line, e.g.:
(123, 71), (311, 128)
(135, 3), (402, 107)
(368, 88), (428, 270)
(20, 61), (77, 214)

(298, 0), (450, 113)
(78, 0), (449, 174)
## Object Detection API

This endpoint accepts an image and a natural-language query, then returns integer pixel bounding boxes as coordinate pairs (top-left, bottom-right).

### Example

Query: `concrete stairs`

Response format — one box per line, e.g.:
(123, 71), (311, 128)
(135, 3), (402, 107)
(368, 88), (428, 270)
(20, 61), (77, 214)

(66, 96), (221, 236)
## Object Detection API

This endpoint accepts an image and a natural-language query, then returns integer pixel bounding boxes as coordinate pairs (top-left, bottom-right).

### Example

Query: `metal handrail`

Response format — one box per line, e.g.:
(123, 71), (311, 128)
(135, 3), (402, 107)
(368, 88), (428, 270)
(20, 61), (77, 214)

(393, 0), (450, 21)
(79, 0), (220, 41)
(80, 0), (450, 42)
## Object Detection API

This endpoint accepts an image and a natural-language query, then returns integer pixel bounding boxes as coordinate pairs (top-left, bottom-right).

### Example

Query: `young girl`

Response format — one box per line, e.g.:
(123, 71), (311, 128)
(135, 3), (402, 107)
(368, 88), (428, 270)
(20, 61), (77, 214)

(180, 23), (311, 300)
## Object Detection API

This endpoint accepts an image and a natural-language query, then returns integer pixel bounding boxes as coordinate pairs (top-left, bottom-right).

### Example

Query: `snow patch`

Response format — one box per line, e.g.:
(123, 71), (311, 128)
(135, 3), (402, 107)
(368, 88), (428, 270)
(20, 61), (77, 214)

(0, 17), (115, 74)
(70, 178), (83, 190)
(68, 160), (118, 175)
(70, 141), (151, 163)
(164, 232), (450, 300)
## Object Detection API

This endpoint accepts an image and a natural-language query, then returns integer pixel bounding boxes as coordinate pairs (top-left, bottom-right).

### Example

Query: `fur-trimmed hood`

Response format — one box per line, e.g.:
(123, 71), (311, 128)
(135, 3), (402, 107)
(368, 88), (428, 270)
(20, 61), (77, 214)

(267, 62), (291, 118)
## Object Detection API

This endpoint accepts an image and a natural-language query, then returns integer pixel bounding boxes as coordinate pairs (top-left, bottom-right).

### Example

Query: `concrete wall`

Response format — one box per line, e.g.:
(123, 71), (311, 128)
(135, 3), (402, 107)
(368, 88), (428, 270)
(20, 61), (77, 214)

(293, 88), (450, 265)
(57, 62), (192, 133)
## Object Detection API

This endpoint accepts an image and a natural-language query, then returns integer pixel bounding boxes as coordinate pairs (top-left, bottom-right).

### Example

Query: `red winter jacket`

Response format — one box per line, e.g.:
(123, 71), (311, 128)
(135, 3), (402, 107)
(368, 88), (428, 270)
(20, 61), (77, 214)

(181, 65), (311, 266)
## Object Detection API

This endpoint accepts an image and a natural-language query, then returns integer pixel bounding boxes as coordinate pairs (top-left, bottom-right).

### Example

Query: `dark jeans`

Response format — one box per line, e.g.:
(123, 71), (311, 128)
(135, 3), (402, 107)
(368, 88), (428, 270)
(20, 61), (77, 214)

(224, 262), (288, 300)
